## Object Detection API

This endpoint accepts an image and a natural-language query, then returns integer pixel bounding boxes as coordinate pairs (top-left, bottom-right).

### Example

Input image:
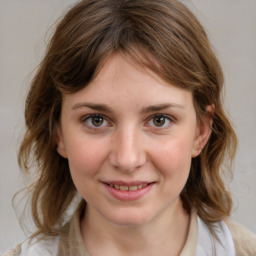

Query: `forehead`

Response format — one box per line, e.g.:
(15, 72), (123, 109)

(62, 53), (194, 112)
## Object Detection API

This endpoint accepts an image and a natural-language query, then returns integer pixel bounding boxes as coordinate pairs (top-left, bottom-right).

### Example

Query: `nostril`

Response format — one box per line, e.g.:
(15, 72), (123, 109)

(108, 134), (147, 172)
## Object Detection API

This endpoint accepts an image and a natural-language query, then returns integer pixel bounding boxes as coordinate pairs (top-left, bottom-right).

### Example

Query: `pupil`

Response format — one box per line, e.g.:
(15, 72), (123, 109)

(92, 116), (103, 126)
(154, 116), (165, 126)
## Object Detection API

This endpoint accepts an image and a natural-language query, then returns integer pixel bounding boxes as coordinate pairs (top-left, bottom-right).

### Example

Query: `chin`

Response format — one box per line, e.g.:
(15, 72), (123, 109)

(105, 209), (154, 227)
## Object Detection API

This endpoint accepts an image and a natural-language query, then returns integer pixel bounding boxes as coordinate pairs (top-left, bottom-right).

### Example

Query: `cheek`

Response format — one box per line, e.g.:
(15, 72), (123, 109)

(151, 136), (193, 185)
(65, 137), (108, 181)
(66, 138), (110, 202)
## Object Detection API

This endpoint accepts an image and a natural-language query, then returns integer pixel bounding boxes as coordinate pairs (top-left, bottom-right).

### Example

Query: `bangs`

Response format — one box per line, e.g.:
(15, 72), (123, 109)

(47, 0), (213, 96)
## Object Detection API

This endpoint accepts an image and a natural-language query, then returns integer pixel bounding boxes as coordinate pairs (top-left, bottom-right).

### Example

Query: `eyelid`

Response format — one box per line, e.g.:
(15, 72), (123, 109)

(147, 113), (174, 121)
(81, 113), (104, 121)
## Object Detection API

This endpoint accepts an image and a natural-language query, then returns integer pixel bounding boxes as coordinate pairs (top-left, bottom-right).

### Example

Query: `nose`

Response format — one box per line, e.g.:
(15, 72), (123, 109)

(109, 126), (147, 172)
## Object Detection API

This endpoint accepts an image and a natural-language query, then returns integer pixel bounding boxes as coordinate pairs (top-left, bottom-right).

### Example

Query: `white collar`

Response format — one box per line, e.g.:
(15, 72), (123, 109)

(196, 216), (236, 256)
(20, 236), (59, 256)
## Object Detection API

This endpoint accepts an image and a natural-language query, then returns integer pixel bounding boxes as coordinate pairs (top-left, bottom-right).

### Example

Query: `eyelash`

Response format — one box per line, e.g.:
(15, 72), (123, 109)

(81, 114), (174, 130)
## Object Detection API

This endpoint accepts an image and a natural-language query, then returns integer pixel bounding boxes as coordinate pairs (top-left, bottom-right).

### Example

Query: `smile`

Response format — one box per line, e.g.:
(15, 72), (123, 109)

(102, 181), (155, 201)
(107, 183), (148, 191)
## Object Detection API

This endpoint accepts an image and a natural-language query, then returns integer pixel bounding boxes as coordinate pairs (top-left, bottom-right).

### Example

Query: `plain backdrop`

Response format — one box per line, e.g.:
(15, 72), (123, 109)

(1, 0), (256, 253)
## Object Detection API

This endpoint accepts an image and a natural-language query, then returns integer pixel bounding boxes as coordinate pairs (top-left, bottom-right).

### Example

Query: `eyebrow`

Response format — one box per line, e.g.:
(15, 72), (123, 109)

(72, 102), (113, 113)
(72, 102), (184, 113)
(141, 103), (184, 113)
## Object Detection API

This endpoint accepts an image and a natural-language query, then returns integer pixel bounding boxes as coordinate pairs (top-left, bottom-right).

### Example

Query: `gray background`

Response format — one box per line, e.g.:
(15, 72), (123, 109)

(1, 0), (255, 253)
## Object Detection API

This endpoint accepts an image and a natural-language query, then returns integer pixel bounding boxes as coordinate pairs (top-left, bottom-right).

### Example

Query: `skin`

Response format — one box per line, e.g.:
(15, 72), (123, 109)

(56, 53), (212, 256)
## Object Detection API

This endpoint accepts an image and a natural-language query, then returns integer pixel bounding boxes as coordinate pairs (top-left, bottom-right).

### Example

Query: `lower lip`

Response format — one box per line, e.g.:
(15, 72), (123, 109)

(103, 183), (155, 201)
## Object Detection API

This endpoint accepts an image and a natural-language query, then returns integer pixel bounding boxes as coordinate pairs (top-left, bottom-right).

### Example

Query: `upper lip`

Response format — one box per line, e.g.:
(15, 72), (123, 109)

(102, 180), (155, 186)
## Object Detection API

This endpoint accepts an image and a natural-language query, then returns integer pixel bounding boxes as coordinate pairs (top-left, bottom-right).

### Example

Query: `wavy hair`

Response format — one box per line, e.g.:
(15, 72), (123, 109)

(18, 0), (237, 237)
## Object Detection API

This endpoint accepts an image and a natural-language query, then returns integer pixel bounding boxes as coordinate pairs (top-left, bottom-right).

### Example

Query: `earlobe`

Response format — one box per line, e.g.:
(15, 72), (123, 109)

(55, 124), (68, 158)
(192, 105), (214, 158)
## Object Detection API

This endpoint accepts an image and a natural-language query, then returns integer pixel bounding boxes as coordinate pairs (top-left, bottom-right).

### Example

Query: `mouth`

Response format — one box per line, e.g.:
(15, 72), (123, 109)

(101, 181), (156, 201)
(104, 183), (151, 191)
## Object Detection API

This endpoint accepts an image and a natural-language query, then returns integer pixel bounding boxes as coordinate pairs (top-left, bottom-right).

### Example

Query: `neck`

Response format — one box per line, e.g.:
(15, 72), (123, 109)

(80, 199), (190, 256)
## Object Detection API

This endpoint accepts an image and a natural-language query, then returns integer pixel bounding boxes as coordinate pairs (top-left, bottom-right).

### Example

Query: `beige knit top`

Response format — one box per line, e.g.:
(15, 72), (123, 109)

(5, 208), (256, 256)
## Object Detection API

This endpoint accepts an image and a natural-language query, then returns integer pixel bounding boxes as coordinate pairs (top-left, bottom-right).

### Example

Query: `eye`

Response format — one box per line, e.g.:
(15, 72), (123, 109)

(82, 114), (109, 128)
(147, 114), (172, 128)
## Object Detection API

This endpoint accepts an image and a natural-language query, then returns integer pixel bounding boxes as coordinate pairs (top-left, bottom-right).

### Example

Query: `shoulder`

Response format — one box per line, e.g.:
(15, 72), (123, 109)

(226, 219), (256, 256)
(4, 236), (60, 256)
(4, 203), (85, 256)
(4, 243), (22, 256)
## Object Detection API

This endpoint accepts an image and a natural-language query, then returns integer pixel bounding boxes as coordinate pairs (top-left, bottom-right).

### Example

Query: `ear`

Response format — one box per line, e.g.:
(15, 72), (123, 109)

(55, 123), (68, 158)
(192, 105), (214, 158)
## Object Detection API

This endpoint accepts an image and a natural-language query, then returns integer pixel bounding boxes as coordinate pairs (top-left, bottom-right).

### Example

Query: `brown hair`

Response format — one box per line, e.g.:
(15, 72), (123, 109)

(18, 0), (237, 237)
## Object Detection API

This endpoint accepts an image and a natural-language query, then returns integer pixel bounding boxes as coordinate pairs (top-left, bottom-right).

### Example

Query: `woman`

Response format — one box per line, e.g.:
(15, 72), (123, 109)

(5, 0), (256, 255)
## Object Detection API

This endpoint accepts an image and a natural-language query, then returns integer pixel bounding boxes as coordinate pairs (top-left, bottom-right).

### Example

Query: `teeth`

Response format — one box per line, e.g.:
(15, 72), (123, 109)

(109, 183), (149, 191)
(129, 186), (138, 191)
(120, 185), (129, 191)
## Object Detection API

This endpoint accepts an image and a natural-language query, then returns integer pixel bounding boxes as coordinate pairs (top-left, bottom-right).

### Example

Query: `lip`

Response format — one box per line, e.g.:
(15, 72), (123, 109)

(101, 180), (155, 201)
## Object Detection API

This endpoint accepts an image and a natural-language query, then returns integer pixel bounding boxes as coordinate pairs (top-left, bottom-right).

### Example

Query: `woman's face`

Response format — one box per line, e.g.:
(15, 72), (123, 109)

(56, 53), (211, 227)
